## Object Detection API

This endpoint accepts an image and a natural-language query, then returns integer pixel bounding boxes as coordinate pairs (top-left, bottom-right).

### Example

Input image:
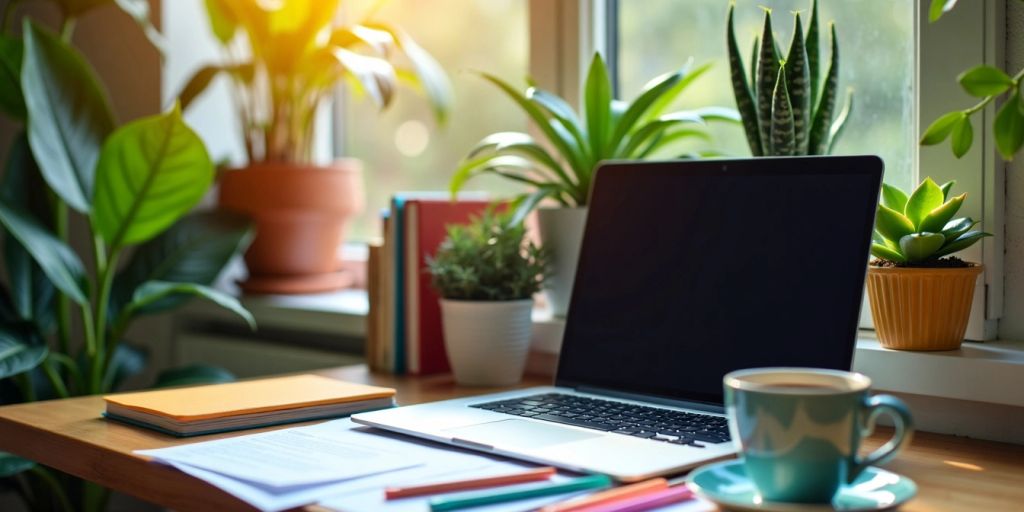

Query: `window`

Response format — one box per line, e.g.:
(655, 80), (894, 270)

(340, 0), (529, 241)
(611, 0), (916, 192)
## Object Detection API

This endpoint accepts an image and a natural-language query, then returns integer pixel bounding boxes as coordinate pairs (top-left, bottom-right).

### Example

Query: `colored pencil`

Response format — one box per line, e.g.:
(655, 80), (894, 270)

(428, 474), (613, 512)
(581, 485), (694, 512)
(538, 478), (669, 512)
(385, 466), (556, 499)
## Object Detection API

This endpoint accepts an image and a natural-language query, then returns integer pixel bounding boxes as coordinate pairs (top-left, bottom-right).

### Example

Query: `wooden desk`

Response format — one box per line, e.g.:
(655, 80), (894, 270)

(0, 365), (1021, 511)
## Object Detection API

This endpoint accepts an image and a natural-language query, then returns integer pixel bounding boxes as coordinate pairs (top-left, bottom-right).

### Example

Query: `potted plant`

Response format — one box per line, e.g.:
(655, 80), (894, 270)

(868, 177), (990, 350)
(181, 0), (453, 293)
(451, 52), (735, 316)
(0, 8), (253, 511)
(427, 210), (550, 386)
(726, 0), (853, 157)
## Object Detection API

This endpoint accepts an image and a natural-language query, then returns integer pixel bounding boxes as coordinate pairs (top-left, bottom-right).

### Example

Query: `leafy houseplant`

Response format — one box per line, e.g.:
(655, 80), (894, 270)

(921, 0), (1024, 159)
(726, 0), (852, 157)
(0, 7), (254, 512)
(182, 0), (454, 293)
(867, 178), (990, 351)
(428, 211), (549, 385)
(451, 52), (736, 316)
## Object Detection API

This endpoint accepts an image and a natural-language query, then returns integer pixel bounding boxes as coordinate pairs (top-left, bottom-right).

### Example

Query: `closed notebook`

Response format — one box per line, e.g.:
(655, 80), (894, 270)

(103, 374), (395, 437)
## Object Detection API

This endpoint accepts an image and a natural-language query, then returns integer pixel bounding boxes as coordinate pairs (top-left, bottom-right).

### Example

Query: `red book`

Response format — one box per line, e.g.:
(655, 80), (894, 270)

(404, 199), (491, 375)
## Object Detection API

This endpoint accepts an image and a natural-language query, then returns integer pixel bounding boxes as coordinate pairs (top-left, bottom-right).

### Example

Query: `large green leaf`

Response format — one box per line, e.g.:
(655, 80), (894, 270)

(0, 327), (47, 380)
(756, 11), (780, 154)
(875, 205), (916, 244)
(950, 115), (973, 158)
(920, 193), (965, 234)
(122, 281), (255, 330)
(920, 111), (966, 146)
(0, 204), (86, 304)
(870, 243), (905, 263)
(905, 178), (945, 229)
(958, 65), (1013, 98)
(111, 211), (253, 316)
(727, 5), (762, 156)
(942, 217), (978, 241)
(900, 233), (945, 262)
(880, 183), (909, 213)
(609, 69), (682, 154)
(0, 451), (34, 478)
(21, 21), (116, 214)
(0, 35), (25, 120)
(153, 363), (235, 389)
(92, 107), (214, 249)
(934, 230), (990, 258)
(994, 92), (1024, 160)
(583, 53), (613, 160)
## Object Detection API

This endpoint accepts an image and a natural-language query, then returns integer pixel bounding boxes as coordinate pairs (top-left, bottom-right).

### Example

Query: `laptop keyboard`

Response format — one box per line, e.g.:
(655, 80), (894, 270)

(470, 393), (731, 446)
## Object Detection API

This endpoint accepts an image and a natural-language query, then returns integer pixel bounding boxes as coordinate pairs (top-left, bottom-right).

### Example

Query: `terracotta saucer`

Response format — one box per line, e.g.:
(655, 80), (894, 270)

(239, 270), (354, 295)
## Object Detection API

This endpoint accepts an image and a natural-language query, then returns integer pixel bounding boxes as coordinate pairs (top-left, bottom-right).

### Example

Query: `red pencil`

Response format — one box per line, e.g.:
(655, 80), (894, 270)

(385, 467), (557, 499)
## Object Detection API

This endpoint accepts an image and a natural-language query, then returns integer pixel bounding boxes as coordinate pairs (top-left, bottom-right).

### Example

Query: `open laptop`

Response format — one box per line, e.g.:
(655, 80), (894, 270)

(353, 156), (883, 481)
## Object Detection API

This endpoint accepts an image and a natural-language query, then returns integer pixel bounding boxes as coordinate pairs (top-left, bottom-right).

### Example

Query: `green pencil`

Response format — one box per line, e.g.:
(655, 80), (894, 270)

(428, 474), (612, 512)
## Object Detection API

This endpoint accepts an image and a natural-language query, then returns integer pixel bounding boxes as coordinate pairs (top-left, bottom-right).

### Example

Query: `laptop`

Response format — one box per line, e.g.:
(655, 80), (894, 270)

(353, 156), (883, 481)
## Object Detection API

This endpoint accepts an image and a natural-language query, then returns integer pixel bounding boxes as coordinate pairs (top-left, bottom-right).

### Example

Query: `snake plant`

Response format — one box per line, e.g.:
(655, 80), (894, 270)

(727, 0), (852, 156)
(872, 178), (990, 265)
(451, 52), (737, 224)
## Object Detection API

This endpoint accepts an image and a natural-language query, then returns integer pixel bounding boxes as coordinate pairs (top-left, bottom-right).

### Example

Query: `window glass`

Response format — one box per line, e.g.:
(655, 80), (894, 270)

(615, 0), (915, 191)
(342, 0), (528, 241)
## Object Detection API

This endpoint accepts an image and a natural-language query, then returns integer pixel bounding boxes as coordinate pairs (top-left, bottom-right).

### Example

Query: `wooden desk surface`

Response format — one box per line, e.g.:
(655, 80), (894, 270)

(0, 365), (1021, 511)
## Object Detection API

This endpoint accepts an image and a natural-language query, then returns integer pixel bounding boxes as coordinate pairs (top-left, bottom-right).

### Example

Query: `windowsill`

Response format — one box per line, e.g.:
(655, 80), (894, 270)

(180, 288), (1024, 408)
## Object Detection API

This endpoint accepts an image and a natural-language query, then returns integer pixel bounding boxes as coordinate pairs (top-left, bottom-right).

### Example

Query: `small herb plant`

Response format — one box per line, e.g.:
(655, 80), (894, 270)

(872, 178), (990, 266)
(428, 211), (550, 301)
(451, 52), (736, 224)
(726, 0), (852, 156)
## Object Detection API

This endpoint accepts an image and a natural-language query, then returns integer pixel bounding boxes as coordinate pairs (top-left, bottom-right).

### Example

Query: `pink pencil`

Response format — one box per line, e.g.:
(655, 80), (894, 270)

(576, 485), (694, 512)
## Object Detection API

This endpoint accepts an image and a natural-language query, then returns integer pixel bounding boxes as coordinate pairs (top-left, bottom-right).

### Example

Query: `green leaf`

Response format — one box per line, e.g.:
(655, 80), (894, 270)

(770, 66), (795, 156)
(805, 0), (821, 109)
(827, 88), (854, 154)
(929, 0), (959, 22)
(727, 5), (762, 156)
(114, 0), (167, 53)
(994, 92), (1024, 160)
(807, 23), (839, 155)
(363, 23), (453, 125)
(584, 53), (613, 160)
(331, 48), (398, 110)
(875, 205), (916, 243)
(934, 230), (990, 258)
(92, 106), (214, 249)
(950, 116), (973, 158)
(0, 451), (35, 478)
(176, 63), (252, 111)
(920, 193), (966, 233)
(784, 13), (811, 154)
(880, 183), (909, 213)
(958, 65), (1013, 98)
(153, 363), (235, 389)
(466, 132), (569, 186)
(921, 111), (966, 145)
(110, 211), (253, 317)
(0, 327), (47, 380)
(0, 203), (87, 304)
(508, 186), (561, 227)
(900, 233), (946, 263)
(0, 35), (25, 120)
(609, 69), (684, 155)
(940, 180), (957, 200)
(870, 243), (905, 263)
(527, 87), (588, 159)
(756, 10), (780, 154)
(905, 177), (946, 229)
(204, 0), (237, 43)
(124, 281), (255, 330)
(21, 21), (116, 213)
(942, 217), (977, 241)
(103, 343), (148, 392)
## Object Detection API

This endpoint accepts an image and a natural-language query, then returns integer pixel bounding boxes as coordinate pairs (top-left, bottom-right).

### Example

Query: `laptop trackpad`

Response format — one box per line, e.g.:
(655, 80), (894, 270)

(445, 419), (601, 448)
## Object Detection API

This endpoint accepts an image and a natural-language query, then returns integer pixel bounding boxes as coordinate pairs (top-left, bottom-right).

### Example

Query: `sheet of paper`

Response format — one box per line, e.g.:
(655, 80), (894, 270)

(136, 420), (422, 488)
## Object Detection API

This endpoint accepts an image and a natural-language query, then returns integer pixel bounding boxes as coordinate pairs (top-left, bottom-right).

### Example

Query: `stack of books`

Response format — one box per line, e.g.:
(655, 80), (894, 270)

(366, 193), (491, 375)
(103, 374), (395, 436)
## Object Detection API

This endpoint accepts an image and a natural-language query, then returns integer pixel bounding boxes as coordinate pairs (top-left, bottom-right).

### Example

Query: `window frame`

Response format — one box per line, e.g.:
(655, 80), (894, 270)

(529, 0), (1007, 340)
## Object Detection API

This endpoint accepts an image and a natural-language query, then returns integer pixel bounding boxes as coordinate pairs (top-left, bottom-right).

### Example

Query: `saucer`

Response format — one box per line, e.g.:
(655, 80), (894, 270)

(687, 459), (917, 511)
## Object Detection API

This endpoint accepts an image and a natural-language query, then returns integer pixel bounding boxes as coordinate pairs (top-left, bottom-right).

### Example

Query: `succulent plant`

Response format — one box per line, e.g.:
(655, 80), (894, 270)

(726, 0), (853, 156)
(871, 178), (990, 265)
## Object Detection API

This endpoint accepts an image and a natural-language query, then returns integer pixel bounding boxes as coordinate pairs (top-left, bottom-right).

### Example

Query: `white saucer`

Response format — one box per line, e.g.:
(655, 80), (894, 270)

(687, 459), (917, 511)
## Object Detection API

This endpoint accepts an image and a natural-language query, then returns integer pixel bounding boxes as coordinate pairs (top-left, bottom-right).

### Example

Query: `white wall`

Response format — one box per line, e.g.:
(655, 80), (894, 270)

(999, 2), (1024, 341)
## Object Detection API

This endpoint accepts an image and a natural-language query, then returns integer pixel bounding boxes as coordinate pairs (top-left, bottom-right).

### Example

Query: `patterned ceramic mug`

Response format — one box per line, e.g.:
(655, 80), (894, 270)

(724, 368), (913, 504)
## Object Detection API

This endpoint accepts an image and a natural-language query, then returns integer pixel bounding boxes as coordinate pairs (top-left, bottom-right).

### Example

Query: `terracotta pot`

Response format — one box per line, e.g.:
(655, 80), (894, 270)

(218, 160), (364, 280)
(866, 264), (983, 351)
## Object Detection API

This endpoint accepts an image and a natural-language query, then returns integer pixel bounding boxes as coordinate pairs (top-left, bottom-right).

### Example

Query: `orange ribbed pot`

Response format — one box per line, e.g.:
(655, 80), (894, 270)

(866, 264), (983, 351)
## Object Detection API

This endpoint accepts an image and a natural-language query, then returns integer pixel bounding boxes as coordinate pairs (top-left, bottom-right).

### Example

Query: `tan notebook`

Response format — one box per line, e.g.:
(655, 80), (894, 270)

(103, 374), (396, 436)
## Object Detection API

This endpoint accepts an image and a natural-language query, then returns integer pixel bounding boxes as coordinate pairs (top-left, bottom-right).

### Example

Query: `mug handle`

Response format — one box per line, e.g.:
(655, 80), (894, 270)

(848, 394), (914, 483)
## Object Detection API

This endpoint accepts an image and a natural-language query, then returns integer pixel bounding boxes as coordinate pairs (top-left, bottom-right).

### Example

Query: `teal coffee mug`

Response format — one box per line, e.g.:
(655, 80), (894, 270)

(723, 368), (913, 504)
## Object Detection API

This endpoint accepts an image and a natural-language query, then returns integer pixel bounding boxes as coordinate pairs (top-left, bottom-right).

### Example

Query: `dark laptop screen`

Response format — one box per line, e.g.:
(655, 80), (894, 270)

(555, 156), (883, 406)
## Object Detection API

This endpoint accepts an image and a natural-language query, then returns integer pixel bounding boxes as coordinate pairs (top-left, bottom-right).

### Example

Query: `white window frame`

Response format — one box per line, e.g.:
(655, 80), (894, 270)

(529, 0), (1007, 341)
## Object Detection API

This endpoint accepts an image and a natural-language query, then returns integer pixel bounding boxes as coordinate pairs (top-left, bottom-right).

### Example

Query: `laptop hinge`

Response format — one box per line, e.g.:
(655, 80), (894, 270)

(572, 385), (726, 415)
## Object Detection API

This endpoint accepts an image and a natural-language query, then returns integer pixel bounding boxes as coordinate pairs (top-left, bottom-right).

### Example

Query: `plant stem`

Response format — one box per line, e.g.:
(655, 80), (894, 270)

(41, 357), (70, 399)
(54, 200), (71, 357)
(59, 17), (76, 41)
(14, 372), (36, 402)
(89, 242), (119, 395)
(964, 68), (1024, 116)
(29, 466), (74, 512)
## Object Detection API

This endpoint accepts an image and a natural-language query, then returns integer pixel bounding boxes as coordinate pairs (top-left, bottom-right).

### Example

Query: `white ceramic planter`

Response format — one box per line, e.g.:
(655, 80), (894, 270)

(440, 299), (533, 386)
(536, 207), (588, 317)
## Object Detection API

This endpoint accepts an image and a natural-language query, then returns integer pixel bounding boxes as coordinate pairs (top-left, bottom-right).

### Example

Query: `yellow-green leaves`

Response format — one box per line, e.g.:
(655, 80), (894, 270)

(880, 183), (909, 212)
(920, 193), (965, 233)
(904, 177), (944, 229)
(920, 111), (966, 146)
(900, 233), (945, 263)
(91, 107), (213, 249)
(950, 115), (973, 158)
(958, 65), (1013, 98)
(584, 53), (613, 161)
(995, 93), (1024, 160)
(0, 204), (87, 304)
(875, 205), (915, 243)
(929, 0), (959, 22)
